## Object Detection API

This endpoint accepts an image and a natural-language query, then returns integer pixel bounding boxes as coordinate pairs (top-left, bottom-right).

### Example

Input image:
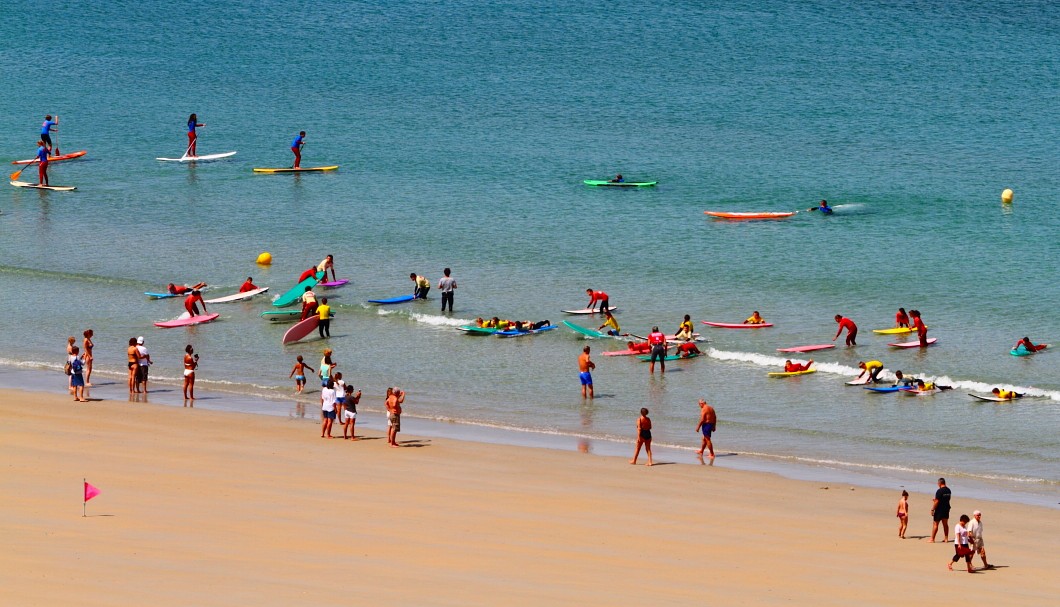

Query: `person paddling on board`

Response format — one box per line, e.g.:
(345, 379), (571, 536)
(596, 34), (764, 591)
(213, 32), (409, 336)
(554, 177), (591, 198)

(895, 307), (910, 328)
(833, 314), (858, 346)
(585, 289), (610, 313)
(168, 282), (207, 295)
(291, 131), (306, 168)
(990, 387), (1023, 400)
(744, 311), (766, 325)
(807, 199), (832, 214)
(186, 113), (205, 157)
(35, 140), (51, 186)
(40, 115), (58, 155)
(238, 277), (258, 293)
(184, 290), (207, 316)
(609, 174), (624, 183)
(1014, 337), (1046, 353)
(784, 359), (813, 372)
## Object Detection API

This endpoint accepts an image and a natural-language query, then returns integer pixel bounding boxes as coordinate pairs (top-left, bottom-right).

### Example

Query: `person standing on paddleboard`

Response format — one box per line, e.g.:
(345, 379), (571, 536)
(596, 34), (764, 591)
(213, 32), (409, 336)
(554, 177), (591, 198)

(186, 113), (205, 157)
(40, 115), (58, 154)
(35, 140), (50, 186)
(291, 131), (306, 168)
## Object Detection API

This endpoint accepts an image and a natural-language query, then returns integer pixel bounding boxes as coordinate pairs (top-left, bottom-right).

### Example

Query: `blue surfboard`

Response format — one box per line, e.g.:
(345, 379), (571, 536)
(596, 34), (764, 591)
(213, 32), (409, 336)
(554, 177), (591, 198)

(145, 292), (179, 299)
(495, 325), (558, 337)
(368, 294), (416, 305)
(864, 386), (909, 393)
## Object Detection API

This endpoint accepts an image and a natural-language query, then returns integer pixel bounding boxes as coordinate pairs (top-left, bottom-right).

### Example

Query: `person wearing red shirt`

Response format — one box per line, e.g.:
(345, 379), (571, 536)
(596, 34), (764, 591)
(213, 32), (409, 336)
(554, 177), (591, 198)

(895, 307), (910, 328)
(184, 290), (207, 316)
(675, 342), (701, 358)
(784, 359), (813, 372)
(585, 289), (610, 313)
(833, 315), (858, 346)
(297, 267), (318, 283)
(647, 326), (668, 374)
(238, 277), (258, 293)
(910, 310), (928, 347)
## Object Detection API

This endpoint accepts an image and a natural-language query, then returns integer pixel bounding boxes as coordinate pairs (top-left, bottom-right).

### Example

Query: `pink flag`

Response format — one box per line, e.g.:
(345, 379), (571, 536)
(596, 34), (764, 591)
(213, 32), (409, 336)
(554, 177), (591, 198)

(84, 481), (101, 502)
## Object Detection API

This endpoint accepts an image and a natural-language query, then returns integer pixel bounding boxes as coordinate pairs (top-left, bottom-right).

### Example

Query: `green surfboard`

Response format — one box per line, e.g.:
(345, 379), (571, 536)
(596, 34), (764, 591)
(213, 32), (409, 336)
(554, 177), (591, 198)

(273, 271), (324, 308)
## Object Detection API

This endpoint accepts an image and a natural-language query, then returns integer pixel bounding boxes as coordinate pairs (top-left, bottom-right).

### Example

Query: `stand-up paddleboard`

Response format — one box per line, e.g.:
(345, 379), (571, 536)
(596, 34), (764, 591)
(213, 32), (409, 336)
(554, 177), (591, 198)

(561, 306), (618, 315)
(204, 287), (269, 304)
(318, 279), (350, 289)
(10, 180), (76, 191)
(457, 325), (500, 335)
(889, 338), (937, 348)
(636, 353), (698, 362)
(273, 272), (323, 308)
(583, 180), (657, 187)
(11, 150), (87, 165)
(145, 292), (180, 299)
(495, 325), (558, 337)
(156, 151), (237, 162)
(969, 393), (1021, 403)
(1011, 344), (1048, 356)
(368, 294), (416, 305)
(864, 386), (909, 393)
(767, 368), (817, 378)
(253, 165), (339, 174)
(561, 320), (618, 339)
(154, 313), (219, 328)
(702, 321), (774, 329)
(776, 344), (834, 353)
(261, 310), (301, 322)
(704, 211), (795, 220)
(282, 316), (320, 344)
(872, 327), (915, 335)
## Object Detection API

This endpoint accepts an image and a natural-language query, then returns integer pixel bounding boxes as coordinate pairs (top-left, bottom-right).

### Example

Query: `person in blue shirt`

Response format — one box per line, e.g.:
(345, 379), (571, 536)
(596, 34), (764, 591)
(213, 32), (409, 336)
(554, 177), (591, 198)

(40, 115), (58, 155)
(609, 174), (624, 183)
(291, 131), (306, 168)
(808, 199), (832, 214)
(36, 140), (51, 186)
(186, 113), (205, 157)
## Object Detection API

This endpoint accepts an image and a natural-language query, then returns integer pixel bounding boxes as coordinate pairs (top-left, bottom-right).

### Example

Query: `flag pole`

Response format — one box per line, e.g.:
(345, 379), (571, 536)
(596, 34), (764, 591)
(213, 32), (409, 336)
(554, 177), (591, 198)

(83, 477), (87, 517)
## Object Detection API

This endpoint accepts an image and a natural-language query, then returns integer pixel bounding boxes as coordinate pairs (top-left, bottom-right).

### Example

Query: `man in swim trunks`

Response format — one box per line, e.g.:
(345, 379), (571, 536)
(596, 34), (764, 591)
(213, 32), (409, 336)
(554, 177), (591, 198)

(578, 346), (595, 399)
(411, 273), (431, 299)
(833, 314), (858, 346)
(648, 326), (667, 374)
(857, 360), (884, 383)
(386, 387), (404, 447)
(184, 290), (207, 316)
(585, 289), (610, 313)
(597, 309), (620, 336)
(238, 277), (258, 293)
(291, 131), (305, 168)
(135, 336), (152, 394)
(695, 399), (716, 459)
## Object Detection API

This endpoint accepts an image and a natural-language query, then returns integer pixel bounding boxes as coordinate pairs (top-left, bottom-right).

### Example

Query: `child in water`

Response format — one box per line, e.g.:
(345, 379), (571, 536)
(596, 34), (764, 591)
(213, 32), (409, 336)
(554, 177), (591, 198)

(289, 355), (315, 393)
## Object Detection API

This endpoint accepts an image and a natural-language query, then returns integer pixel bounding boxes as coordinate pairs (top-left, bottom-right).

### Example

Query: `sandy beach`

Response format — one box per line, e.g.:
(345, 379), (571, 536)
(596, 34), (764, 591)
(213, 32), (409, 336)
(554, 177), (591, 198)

(1, 388), (1057, 606)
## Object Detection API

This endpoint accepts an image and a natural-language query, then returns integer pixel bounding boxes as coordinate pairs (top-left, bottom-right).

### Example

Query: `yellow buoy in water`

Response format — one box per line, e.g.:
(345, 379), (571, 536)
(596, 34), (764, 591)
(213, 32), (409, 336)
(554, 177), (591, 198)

(1001, 189), (1014, 204)
(256, 252), (273, 265)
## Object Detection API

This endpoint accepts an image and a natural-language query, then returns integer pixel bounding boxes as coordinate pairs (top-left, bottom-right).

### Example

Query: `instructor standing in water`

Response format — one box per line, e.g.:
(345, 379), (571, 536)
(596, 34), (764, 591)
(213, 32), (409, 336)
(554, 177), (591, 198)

(833, 314), (858, 346)
(291, 131), (306, 168)
(186, 113), (205, 157)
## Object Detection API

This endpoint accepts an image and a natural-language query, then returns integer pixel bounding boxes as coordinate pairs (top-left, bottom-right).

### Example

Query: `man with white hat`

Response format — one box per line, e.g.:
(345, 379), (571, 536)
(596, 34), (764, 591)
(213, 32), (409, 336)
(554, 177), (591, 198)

(966, 510), (991, 569)
(135, 337), (153, 394)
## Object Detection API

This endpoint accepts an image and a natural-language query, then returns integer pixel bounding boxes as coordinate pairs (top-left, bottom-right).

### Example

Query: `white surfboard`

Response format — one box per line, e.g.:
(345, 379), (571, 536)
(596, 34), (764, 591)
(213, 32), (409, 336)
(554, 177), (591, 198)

(10, 180), (76, 191)
(561, 306), (618, 315)
(845, 375), (873, 386)
(968, 394), (1020, 403)
(204, 287), (269, 304)
(156, 151), (237, 162)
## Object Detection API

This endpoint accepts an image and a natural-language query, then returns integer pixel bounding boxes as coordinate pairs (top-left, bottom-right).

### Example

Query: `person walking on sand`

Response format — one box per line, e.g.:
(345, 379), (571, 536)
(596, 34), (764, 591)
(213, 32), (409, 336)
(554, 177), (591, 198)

(69, 346), (86, 402)
(82, 329), (94, 386)
(648, 326), (667, 374)
(135, 336), (153, 394)
(320, 379), (337, 438)
(630, 408), (653, 466)
(438, 267), (457, 312)
(578, 345), (595, 399)
(833, 314), (858, 346)
(386, 387), (405, 447)
(897, 490), (910, 539)
(695, 399), (716, 459)
(930, 477), (952, 543)
(948, 514), (975, 573)
(967, 510), (991, 569)
(289, 355), (314, 393)
(182, 344), (198, 400)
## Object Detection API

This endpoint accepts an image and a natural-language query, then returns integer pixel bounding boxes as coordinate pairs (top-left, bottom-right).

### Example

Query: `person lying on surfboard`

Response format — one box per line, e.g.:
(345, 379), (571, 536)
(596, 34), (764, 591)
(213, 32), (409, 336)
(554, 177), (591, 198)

(168, 282), (207, 295)
(807, 199), (832, 214)
(784, 360), (813, 372)
(744, 311), (766, 325)
(1014, 337), (1046, 353)
(911, 379), (953, 392)
(625, 341), (651, 354)
(990, 388), (1023, 400)
(509, 320), (551, 332)
(609, 174), (624, 183)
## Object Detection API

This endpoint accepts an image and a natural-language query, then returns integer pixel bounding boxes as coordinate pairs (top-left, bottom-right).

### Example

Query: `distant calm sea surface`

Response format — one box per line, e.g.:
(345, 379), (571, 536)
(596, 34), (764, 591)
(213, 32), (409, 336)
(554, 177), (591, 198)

(1, 1), (1057, 504)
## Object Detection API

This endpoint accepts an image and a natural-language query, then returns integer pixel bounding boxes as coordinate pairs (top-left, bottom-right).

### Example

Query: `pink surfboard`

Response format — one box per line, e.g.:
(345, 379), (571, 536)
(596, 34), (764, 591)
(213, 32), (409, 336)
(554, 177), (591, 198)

(777, 344), (835, 353)
(702, 321), (774, 329)
(889, 338), (938, 348)
(154, 313), (219, 328)
(282, 316), (319, 344)
(602, 349), (648, 357)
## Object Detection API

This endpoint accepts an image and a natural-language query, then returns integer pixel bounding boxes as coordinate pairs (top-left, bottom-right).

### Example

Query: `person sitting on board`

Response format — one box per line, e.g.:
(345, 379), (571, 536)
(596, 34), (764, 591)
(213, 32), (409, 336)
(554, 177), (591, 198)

(300, 286), (318, 321)
(291, 130), (305, 168)
(744, 311), (766, 325)
(990, 387), (1023, 400)
(807, 199), (832, 214)
(297, 266), (318, 283)
(1014, 337), (1046, 353)
(184, 290), (207, 316)
(674, 342), (701, 358)
(784, 359), (813, 373)
(895, 308), (910, 328)
(585, 289), (610, 313)
(168, 282), (207, 295)
(598, 310), (621, 336)
(238, 277), (258, 293)
(609, 174), (624, 183)
(856, 360), (884, 383)
(675, 315), (695, 341)
(626, 341), (651, 354)
(410, 273), (431, 299)
(317, 255), (337, 283)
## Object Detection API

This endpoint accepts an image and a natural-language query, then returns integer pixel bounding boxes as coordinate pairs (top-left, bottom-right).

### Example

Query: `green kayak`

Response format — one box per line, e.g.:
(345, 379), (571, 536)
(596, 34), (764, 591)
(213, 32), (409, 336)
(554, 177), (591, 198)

(583, 180), (657, 187)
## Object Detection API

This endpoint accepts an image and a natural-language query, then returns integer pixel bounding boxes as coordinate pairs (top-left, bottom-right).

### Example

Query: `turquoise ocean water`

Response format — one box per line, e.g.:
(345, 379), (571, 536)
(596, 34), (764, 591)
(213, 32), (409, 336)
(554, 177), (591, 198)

(1, 0), (1057, 504)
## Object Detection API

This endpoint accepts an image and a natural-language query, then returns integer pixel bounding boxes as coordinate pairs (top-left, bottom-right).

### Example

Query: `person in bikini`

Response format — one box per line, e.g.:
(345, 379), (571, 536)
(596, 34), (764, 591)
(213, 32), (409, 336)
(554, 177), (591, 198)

(630, 408), (653, 466)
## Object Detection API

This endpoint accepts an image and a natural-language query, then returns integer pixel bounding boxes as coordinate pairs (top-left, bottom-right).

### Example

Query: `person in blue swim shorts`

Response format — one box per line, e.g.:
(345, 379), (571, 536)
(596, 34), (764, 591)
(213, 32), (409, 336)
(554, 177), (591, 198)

(578, 345), (595, 399)
(695, 399), (717, 459)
